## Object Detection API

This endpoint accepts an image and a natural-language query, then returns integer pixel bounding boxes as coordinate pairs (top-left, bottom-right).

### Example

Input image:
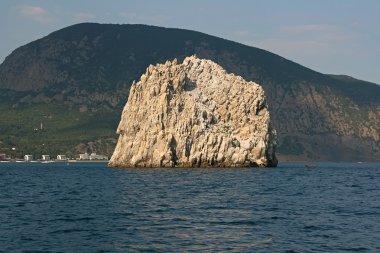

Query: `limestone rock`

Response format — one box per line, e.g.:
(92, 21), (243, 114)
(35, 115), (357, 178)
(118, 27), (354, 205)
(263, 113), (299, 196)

(109, 56), (277, 167)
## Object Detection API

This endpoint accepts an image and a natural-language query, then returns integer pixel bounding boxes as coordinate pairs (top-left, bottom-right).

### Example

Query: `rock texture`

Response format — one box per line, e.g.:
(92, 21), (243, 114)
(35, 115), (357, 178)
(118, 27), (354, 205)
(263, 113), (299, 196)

(109, 56), (277, 168)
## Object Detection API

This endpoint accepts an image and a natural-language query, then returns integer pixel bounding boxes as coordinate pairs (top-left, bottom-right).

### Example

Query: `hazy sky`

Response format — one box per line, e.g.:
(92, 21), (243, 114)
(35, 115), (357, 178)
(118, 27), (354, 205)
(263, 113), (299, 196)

(1, 0), (379, 83)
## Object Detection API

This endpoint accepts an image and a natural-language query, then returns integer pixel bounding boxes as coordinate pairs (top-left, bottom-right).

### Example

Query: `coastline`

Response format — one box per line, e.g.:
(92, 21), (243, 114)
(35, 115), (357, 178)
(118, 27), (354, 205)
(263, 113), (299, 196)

(0, 160), (108, 163)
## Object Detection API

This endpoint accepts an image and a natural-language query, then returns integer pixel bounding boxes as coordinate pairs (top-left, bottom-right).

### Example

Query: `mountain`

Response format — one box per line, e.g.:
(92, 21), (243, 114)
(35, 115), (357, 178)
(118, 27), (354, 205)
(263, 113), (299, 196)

(0, 23), (379, 161)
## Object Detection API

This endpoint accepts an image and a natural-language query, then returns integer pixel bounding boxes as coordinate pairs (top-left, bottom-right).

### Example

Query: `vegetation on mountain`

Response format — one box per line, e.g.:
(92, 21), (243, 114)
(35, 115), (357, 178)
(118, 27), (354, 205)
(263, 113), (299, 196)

(0, 23), (379, 161)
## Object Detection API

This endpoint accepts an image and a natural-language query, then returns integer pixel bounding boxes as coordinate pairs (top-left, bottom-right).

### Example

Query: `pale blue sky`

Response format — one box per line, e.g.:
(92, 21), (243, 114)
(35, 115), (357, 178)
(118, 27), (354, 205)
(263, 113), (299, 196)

(1, 0), (379, 83)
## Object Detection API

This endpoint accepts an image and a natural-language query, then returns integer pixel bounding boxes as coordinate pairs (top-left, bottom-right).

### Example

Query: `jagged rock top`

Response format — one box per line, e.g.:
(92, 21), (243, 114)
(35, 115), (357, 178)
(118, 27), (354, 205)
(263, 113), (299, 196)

(109, 56), (277, 167)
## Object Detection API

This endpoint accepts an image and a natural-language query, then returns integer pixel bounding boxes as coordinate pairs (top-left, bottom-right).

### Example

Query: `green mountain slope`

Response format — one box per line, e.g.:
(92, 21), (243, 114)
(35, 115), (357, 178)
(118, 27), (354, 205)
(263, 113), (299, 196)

(0, 23), (379, 161)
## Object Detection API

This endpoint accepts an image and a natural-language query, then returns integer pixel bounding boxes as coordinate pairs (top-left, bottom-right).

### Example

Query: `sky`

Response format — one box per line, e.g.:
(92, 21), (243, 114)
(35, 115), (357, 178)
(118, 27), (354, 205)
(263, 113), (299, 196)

(1, 0), (379, 83)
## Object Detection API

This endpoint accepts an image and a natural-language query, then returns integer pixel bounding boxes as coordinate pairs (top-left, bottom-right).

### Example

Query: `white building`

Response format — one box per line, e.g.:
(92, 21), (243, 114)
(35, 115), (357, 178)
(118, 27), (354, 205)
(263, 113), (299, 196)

(90, 153), (108, 160)
(24, 155), (33, 162)
(57, 155), (67, 160)
(41, 155), (50, 161)
(79, 153), (90, 160)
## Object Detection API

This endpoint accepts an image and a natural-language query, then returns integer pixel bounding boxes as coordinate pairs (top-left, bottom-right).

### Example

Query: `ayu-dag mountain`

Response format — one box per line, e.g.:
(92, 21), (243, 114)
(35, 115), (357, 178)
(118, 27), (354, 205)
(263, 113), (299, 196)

(0, 23), (379, 162)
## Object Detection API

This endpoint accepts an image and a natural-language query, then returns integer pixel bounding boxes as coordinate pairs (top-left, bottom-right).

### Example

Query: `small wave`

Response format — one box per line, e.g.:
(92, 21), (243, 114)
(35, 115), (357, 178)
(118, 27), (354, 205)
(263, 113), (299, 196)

(224, 219), (257, 226)
(339, 246), (370, 252)
(114, 212), (135, 216)
(252, 237), (273, 247)
(49, 217), (95, 222)
(303, 225), (319, 230)
(49, 228), (88, 234)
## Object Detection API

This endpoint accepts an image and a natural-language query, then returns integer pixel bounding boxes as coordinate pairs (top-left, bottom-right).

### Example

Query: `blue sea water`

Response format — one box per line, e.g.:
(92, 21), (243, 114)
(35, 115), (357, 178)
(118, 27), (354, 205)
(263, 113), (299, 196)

(0, 162), (379, 253)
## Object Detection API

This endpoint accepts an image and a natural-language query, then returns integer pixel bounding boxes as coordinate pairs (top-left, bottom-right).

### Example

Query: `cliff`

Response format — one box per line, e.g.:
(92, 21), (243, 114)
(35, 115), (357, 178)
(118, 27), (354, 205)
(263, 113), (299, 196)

(109, 56), (277, 167)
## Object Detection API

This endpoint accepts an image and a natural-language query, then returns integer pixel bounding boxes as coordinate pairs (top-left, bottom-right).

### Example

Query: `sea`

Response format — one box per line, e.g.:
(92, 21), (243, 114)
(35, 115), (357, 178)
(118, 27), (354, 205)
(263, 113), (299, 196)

(0, 162), (379, 253)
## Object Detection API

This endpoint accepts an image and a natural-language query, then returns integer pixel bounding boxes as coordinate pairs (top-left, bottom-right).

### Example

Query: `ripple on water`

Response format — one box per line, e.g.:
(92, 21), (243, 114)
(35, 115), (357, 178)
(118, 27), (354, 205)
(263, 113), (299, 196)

(0, 162), (379, 252)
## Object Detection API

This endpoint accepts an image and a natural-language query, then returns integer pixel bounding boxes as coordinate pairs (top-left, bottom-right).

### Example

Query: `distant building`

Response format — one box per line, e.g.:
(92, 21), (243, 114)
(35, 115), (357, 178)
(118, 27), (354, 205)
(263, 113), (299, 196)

(57, 155), (67, 160)
(79, 153), (90, 160)
(24, 155), (33, 162)
(0, 153), (6, 161)
(90, 153), (108, 160)
(41, 155), (50, 161)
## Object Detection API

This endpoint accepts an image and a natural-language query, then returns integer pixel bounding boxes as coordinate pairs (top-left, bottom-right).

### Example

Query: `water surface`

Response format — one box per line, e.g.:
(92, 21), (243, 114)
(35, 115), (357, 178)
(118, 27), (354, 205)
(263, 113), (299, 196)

(0, 162), (379, 252)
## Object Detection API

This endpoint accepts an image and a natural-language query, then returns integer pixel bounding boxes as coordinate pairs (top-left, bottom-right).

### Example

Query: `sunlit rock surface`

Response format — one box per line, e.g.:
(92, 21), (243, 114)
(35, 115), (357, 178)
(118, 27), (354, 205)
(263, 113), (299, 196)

(109, 56), (277, 167)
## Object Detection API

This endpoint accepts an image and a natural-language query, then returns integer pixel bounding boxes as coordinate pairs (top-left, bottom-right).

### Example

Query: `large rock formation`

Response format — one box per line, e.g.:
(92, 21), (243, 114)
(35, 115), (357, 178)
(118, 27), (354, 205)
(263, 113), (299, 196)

(109, 56), (277, 168)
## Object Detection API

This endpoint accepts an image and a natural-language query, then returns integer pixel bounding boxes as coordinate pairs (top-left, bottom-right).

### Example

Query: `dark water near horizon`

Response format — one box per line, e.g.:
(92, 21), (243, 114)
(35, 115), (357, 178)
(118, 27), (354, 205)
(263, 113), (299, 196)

(0, 162), (379, 253)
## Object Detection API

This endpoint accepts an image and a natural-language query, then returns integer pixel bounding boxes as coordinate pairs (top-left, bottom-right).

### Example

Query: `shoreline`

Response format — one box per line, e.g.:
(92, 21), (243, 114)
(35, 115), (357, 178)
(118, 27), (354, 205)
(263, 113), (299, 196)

(0, 160), (109, 163)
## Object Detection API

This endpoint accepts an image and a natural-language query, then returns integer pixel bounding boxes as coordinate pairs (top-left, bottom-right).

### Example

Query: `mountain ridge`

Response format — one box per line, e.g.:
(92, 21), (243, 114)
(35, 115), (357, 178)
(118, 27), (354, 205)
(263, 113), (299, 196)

(0, 23), (379, 161)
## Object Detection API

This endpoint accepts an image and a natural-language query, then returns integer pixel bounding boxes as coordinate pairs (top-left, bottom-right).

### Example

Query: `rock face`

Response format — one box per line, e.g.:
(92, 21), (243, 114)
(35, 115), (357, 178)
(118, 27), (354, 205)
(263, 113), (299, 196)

(109, 56), (277, 167)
